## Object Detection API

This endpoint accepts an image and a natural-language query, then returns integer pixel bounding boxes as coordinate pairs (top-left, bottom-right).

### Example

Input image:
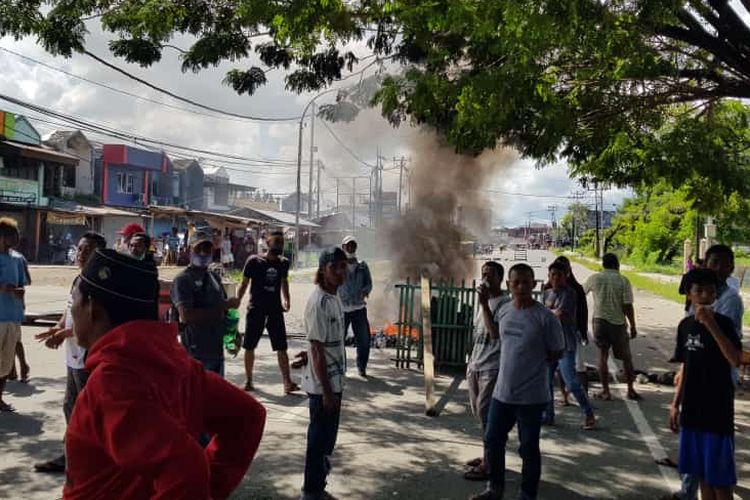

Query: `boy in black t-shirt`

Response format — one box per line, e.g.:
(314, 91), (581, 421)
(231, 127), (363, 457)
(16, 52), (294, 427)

(670, 268), (742, 500)
(237, 231), (299, 394)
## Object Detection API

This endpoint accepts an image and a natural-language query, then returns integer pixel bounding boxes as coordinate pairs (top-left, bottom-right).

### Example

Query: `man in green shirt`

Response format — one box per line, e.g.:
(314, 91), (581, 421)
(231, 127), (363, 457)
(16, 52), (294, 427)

(584, 253), (640, 401)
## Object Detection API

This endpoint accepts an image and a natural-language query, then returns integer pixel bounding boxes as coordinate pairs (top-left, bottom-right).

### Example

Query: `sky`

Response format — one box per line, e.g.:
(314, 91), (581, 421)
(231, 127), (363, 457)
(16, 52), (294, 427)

(0, 21), (631, 227)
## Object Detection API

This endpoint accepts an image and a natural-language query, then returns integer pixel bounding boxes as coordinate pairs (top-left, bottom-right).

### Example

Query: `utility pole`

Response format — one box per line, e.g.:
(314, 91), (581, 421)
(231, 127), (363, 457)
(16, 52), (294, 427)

(336, 177), (340, 213)
(307, 103), (316, 219)
(570, 190), (585, 250)
(397, 156), (405, 214)
(316, 159), (324, 218)
(351, 177), (356, 233)
(547, 204), (557, 245)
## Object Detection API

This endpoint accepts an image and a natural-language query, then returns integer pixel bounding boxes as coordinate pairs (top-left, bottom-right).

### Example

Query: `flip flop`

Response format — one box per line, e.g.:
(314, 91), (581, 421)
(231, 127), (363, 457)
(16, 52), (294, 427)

(465, 457), (482, 468)
(627, 392), (643, 401)
(34, 460), (66, 473)
(0, 402), (16, 413)
(583, 416), (597, 430)
(243, 382), (255, 392)
(655, 457), (678, 469)
(593, 392), (612, 401)
(284, 383), (301, 395)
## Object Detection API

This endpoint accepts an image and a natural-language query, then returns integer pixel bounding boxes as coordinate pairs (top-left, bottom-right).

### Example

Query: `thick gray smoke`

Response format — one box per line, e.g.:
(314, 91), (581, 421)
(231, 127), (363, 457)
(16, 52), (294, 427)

(387, 132), (516, 281)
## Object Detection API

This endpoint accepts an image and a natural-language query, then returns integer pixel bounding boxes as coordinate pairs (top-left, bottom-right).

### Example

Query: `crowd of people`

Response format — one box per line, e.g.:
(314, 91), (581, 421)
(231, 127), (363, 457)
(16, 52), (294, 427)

(466, 247), (743, 500)
(0, 211), (745, 499)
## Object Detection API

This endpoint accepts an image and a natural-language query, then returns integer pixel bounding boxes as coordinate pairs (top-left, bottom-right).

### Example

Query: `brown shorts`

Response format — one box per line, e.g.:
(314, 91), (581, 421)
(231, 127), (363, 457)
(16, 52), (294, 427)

(0, 322), (21, 377)
(593, 318), (631, 361)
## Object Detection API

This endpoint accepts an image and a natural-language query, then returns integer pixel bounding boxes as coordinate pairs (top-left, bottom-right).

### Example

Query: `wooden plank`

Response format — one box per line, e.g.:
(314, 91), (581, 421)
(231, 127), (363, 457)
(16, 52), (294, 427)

(421, 273), (437, 416)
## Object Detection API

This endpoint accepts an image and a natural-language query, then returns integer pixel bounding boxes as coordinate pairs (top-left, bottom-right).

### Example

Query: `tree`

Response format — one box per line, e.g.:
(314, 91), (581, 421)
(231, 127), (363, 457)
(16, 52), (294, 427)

(607, 182), (697, 265)
(2, 1), (749, 195)
(559, 201), (589, 246)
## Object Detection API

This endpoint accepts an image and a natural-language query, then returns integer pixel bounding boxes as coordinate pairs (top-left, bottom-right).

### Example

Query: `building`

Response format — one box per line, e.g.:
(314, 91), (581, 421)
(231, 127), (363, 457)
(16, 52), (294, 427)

(203, 166), (256, 212)
(172, 159), (205, 210)
(96, 144), (175, 208)
(43, 130), (96, 198)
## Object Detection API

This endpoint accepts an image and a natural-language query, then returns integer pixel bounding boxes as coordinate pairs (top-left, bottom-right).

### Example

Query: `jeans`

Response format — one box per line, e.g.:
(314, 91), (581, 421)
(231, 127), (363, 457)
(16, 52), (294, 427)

(545, 349), (594, 421)
(679, 473), (699, 499)
(63, 367), (89, 423)
(303, 393), (342, 497)
(485, 399), (545, 499)
(196, 357), (225, 378)
(344, 308), (371, 372)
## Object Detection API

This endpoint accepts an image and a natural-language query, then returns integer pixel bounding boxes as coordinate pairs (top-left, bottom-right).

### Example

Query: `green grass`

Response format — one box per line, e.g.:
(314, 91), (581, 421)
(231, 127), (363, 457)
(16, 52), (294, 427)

(565, 253), (750, 327)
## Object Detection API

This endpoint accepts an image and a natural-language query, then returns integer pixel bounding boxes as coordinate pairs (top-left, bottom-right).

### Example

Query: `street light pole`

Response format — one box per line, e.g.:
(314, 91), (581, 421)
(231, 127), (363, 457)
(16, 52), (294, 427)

(295, 88), (338, 268)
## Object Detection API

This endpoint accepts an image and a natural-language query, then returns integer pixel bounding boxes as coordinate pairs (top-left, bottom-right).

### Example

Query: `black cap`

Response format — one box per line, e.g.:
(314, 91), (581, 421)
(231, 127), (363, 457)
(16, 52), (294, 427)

(80, 248), (158, 304)
(318, 247), (347, 267)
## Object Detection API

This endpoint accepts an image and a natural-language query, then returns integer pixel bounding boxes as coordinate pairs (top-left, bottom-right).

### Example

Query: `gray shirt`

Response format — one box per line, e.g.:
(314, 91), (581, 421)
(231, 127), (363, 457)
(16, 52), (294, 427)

(542, 286), (578, 351)
(171, 266), (227, 361)
(467, 294), (511, 373)
(714, 283), (744, 339)
(492, 301), (565, 405)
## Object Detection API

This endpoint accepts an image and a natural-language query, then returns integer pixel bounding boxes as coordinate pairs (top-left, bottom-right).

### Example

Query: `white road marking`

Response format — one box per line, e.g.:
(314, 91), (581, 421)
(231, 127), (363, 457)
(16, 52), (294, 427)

(608, 359), (680, 493)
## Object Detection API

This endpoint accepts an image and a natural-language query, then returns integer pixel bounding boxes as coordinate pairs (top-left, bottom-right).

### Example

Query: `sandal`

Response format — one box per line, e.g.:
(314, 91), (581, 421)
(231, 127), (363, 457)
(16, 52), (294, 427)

(465, 457), (482, 468)
(284, 382), (301, 394)
(655, 457), (678, 469)
(583, 415), (597, 430)
(244, 381), (255, 392)
(34, 458), (66, 473)
(627, 391), (643, 401)
(463, 464), (488, 481)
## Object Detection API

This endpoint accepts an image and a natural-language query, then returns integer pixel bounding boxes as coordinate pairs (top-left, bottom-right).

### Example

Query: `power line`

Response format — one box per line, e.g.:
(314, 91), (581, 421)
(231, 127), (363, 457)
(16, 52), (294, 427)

(83, 50), (301, 122)
(317, 118), (376, 168)
(0, 47), (262, 124)
(0, 93), (299, 167)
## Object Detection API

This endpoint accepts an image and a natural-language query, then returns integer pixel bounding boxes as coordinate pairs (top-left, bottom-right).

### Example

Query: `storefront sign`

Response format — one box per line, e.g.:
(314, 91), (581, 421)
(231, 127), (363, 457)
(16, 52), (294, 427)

(0, 175), (37, 204)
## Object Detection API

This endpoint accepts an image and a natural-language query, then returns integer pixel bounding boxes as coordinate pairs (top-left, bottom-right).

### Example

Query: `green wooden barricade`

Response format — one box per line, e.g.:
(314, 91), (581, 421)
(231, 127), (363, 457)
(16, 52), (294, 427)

(393, 278), (546, 371)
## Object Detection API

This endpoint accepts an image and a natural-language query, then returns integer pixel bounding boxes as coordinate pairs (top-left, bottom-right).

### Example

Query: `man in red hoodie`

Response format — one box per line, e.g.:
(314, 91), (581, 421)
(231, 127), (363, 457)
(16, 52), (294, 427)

(64, 248), (266, 499)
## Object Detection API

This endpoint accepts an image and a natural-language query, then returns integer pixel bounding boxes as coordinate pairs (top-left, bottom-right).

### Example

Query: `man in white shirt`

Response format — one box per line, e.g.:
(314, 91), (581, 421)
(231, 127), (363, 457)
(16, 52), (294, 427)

(33, 232), (106, 473)
(300, 247), (348, 500)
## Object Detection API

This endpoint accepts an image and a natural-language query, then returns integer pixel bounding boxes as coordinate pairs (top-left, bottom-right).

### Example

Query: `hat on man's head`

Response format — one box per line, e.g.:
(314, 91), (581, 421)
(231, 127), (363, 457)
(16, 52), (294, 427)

(189, 228), (214, 248)
(79, 249), (158, 304)
(118, 223), (145, 239)
(342, 235), (357, 246)
(319, 247), (347, 267)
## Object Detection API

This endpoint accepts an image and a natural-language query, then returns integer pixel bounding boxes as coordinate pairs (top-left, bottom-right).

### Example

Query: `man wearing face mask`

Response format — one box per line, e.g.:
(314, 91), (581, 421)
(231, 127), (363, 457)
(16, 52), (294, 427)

(127, 233), (154, 263)
(171, 229), (241, 376)
(338, 236), (373, 378)
(237, 231), (298, 393)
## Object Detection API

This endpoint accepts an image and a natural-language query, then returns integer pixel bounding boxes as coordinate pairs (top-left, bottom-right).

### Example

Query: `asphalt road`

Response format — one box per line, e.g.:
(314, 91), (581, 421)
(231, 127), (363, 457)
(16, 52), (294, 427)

(2, 250), (749, 499)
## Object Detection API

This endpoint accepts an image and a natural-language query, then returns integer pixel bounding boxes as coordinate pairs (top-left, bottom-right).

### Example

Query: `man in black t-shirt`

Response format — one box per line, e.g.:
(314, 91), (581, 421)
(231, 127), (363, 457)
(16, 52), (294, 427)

(237, 231), (298, 394)
(670, 268), (742, 500)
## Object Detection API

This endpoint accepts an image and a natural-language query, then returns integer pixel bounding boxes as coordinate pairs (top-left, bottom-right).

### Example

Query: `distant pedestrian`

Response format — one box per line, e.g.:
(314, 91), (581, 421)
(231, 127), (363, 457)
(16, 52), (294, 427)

(338, 236), (373, 378)
(669, 268), (741, 500)
(221, 233), (234, 269)
(584, 253), (640, 401)
(171, 229), (241, 377)
(33, 231), (106, 473)
(7, 233), (31, 383)
(237, 231), (298, 393)
(463, 261), (510, 481)
(542, 261), (596, 429)
(0, 217), (28, 413)
(166, 227), (180, 265)
(705, 245), (744, 339)
(117, 223), (145, 253)
(63, 249), (266, 499)
(300, 247), (348, 500)
(471, 263), (564, 500)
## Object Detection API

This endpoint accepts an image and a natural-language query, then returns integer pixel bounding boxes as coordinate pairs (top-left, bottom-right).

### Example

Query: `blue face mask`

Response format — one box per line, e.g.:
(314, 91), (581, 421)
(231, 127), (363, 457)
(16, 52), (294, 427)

(191, 254), (211, 268)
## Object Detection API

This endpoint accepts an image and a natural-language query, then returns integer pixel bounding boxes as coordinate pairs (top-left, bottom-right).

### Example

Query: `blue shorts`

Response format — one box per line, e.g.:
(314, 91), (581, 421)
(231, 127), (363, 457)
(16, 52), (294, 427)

(679, 427), (736, 488)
